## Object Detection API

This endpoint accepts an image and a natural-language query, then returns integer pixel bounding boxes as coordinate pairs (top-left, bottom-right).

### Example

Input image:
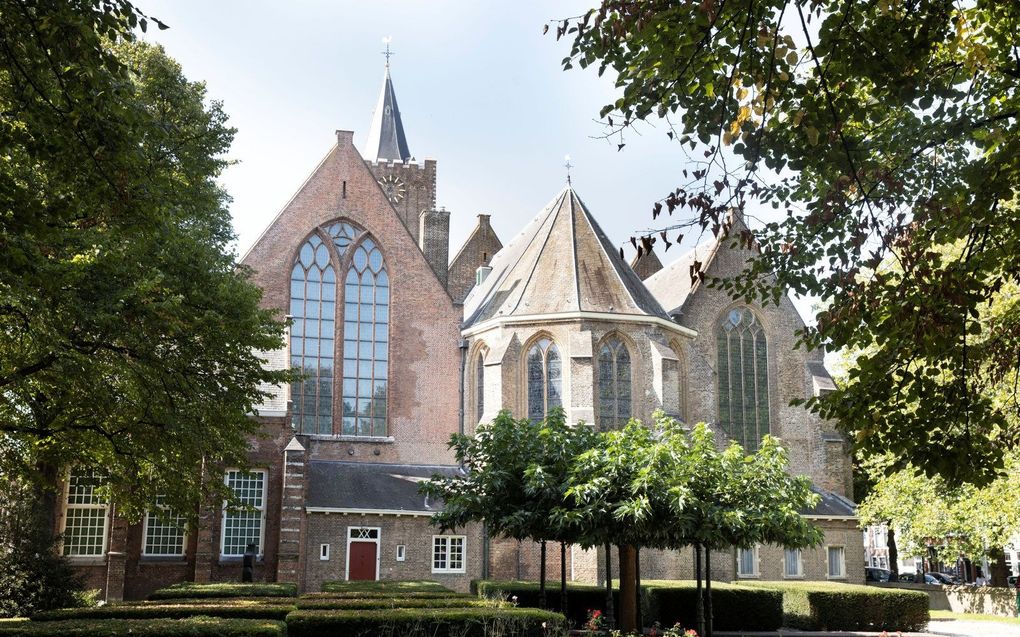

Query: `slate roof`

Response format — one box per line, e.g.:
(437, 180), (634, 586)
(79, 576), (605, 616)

(643, 244), (715, 315)
(305, 461), (462, 512)
(364, 66), (411, 162)
(463, 187), (670, 327)
(801, 485), (857, 518)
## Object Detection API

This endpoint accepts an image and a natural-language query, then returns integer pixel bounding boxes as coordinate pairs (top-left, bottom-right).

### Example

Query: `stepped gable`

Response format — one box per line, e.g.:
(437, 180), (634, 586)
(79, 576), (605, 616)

(463, 186), (669, 327)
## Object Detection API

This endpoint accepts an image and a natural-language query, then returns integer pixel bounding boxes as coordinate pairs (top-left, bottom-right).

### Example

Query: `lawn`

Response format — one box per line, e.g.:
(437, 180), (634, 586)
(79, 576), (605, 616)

(930, 610), (1020, 624)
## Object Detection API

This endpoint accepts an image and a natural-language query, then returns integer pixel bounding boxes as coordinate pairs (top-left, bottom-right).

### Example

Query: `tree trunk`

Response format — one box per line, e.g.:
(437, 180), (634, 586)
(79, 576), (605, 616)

(695, 544), (705, 637)
(887, 527), (899, 580)
(618, 544), (638, 633)
(705, 547), (713, 637)
(635, 545), (642, 632)
(560, 542), (568, 617)
(539, 539), (547, 609)
(989, 546), (1009, 587)
(604, 542), (615, 629)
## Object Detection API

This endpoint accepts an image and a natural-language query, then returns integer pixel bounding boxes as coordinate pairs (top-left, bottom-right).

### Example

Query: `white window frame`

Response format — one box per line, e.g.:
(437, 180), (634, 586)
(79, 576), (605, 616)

(396, 544), (406, 561)
(432, 535), (466, 574)
(61, 470), (109, 558)
(142, 498), (187, 558)
(320, 543), (330, 561)
(827, 545), (847, 579)
(784, 548), (803, 578)
(736, 545), (759, 578)
(345, 526), (381, 581)
(219, 469), (267, 559)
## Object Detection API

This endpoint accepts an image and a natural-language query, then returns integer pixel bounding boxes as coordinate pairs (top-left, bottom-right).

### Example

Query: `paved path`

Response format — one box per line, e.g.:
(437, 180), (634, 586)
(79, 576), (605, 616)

(927, 619), (1020, 637)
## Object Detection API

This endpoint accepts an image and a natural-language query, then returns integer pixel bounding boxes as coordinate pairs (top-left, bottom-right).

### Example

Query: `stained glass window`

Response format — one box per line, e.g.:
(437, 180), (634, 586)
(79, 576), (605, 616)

(341, 238), (388, 437)
(597, 337), (631, 430)
(475, 349), (486, 424)
(526, 338), (561, 421)
(717, 307), (769, 451)
(221, 470), (265, 557)
(290, 233), (336, 434)
(62, 471), (108, 556)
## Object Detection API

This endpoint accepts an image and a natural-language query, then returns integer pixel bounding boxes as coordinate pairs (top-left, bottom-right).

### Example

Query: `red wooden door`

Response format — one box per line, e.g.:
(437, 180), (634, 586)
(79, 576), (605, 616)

(348, 541), (377, 580)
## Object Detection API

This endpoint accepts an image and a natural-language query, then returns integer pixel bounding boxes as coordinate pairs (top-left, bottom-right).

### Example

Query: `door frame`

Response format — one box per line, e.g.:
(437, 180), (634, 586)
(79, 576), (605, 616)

(344, 526), (381, 581)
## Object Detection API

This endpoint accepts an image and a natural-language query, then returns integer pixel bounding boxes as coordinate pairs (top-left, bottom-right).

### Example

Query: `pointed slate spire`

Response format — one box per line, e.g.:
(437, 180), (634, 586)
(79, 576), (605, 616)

(364, 53), (411, 162)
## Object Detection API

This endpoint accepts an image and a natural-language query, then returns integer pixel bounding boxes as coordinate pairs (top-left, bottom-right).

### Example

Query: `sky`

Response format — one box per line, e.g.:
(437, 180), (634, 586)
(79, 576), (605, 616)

(142, 0), (819, 324)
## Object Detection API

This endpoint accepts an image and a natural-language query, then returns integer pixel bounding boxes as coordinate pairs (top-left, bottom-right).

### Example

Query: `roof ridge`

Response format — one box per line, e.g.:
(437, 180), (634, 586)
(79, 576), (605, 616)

(505, 189), (571, 316)
(568, 189), (582, 312)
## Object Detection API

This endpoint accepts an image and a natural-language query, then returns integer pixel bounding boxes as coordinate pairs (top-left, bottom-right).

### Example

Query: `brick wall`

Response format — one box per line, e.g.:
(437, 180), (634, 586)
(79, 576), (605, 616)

(448, 214), (503, 304)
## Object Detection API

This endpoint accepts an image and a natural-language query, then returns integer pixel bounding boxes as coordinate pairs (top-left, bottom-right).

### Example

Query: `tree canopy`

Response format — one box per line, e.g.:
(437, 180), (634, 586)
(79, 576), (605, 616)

(556, 0), (1020, 486)
(0, 0), (293, 519)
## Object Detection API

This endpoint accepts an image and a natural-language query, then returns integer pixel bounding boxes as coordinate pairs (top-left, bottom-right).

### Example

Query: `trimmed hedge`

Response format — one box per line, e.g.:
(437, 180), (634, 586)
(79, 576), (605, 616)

(149, 583), (298, 600)
(302, 591), (474, 600)
(132, 598), (297, 607)
(320, 580), (451, 593)
(474, 580), (612, 627)
(286, 607), (566, 637)
(32, 602), (296, 622)
(297, 597), (495, 610)
(0, 617), (286, 636)
(741, 581), (929, 631)
(641, 580), (782, 631)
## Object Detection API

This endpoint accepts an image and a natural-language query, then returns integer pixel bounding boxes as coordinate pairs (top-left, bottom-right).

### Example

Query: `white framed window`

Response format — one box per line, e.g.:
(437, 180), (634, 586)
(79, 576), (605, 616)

(432, 535), (465, 573)
(220, 469), (267, 557)
(737, 546), (759, 578)
(320, 543), (330, 561)
(827, 546), (846, 579)
(143, 496), (186, 557)
(784, 548), (803, 578)
(61, 470), (109, 557)
(396, 544), (406, 561)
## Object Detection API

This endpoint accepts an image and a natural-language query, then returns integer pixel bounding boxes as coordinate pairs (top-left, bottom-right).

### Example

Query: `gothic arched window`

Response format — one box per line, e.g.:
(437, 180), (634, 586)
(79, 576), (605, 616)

(475, 348), (486, 424)
(289, 221), (389, 436)
(717, 307), (769, 450)
(526, 338), (561, 421)
(597, 337), (631, 430)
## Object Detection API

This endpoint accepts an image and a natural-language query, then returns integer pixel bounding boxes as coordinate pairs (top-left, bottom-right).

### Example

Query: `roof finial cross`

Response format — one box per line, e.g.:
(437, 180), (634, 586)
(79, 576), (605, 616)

(382, 36), (394, 69)
(564, 154), (573, 185)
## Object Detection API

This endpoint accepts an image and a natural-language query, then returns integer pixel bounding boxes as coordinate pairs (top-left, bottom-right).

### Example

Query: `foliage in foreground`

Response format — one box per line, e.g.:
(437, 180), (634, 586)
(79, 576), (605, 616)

(0, 617), (286, 637)
(285, 607), (566, 637)
(148, 583), (298, 600)
(556, 0), (1020, 486)
(741, 580), (929, 631)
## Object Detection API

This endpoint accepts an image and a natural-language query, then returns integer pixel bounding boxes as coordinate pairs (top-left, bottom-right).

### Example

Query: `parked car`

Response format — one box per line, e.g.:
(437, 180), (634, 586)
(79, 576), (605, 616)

(1009, 575), (1017, 587)
(926, 572), (961, 585)
(866, 567), (892, 582)
(898, 572), (919, 583)
(923, 573), (943, 585)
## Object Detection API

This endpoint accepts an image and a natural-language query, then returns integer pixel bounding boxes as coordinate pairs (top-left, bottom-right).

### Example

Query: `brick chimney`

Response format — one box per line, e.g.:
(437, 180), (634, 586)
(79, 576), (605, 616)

(419, 207), (450, 289)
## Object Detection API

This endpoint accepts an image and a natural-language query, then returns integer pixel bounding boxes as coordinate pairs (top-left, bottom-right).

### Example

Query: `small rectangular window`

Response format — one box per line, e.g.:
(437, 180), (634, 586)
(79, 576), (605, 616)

(784, 548), (803, 578)
(828, 546), (846, 578)
(737, 546), (758, 577)
(320, 543), (330, 561)
(396, 544), (406, 561)
(62, 471), (108, 557)
(432, 536), (465, 574)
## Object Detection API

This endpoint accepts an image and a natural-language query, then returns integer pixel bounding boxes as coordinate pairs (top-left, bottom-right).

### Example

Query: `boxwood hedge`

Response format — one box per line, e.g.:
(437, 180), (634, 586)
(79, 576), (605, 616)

(473, 580), (611, 626)
(319, 580), (451, 593)
(641, 580), (782, 631)
(0, 617), (286, 637)
(741, 581), (929, 631)
(32, 602), (296, 622)
(303, 591), (474, 600)
(148, 583), (298, 600)
(286, 607), (566, 637)
(296, 597), (495, 610)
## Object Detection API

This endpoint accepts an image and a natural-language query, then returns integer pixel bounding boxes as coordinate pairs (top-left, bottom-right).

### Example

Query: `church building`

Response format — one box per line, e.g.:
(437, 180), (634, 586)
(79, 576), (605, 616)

(56, 61), (861, 600)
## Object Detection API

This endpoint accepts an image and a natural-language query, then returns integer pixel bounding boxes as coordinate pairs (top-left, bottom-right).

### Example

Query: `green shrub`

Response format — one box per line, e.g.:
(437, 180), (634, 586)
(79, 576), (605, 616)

(0, 617), (286, 636)
(319, 580), (451, 593)
(32, 602), (296, 622)
(131, 598), (297, 607)
(296, 597), (494, 610)
(148, 583), (298, 600)
(741, 581), (929, 631)
(473, 580), (613, 627)
(302, 591), (473, 600)
(641, 580), (782, 631)
(286, 607), (565, 637)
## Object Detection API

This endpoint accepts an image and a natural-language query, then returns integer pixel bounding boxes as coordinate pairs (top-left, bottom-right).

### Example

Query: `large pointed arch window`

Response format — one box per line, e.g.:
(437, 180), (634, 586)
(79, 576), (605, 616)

(475, 347), (487, 425)
(289, 221), (389, 436)
(597, 337), (631, 431)
(717, 307), (769, 450)
(526, 338), (561, 421)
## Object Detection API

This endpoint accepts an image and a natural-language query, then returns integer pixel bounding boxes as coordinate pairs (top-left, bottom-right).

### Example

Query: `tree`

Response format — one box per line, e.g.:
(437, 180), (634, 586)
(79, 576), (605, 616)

(0, 1), (293, 520)
(554, 1), (1020, 486)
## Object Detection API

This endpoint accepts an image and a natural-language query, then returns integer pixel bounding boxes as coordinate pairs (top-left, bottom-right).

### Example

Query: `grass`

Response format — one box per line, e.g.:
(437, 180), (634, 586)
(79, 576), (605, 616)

(930, 609), (1020, 624)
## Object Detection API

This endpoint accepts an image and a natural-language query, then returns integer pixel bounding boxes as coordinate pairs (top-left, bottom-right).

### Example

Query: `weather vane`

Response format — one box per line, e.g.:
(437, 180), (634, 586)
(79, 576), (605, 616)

(382, 36), (394, 68)
(564, 154), (573, 185)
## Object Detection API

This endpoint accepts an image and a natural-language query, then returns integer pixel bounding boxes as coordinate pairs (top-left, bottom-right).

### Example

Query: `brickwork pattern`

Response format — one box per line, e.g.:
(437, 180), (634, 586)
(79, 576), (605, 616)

(419, 208), (450, 290)
(365, 159), (437, 244)
(448, 214), (503, 304)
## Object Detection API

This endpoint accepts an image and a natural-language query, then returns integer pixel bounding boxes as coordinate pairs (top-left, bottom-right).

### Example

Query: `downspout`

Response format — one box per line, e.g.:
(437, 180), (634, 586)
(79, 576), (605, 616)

(458, 337), (468, 437)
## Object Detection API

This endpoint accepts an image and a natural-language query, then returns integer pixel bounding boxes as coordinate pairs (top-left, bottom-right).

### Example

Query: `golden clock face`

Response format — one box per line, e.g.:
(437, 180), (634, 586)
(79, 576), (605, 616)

(378, 175), (406, 205)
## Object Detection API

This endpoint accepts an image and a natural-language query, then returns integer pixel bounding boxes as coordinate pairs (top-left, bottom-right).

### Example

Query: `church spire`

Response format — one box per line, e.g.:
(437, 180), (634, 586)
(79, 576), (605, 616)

(364, 39), (411, 162)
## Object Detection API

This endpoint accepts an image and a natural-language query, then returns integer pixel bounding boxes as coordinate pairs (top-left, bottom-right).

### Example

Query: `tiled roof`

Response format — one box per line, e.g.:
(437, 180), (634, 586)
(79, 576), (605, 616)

(305, 461), (462, 512)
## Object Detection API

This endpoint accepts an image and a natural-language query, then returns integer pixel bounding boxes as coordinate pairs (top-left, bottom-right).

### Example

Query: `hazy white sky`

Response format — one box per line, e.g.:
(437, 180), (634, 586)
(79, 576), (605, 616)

(142, 0), (818, 324)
